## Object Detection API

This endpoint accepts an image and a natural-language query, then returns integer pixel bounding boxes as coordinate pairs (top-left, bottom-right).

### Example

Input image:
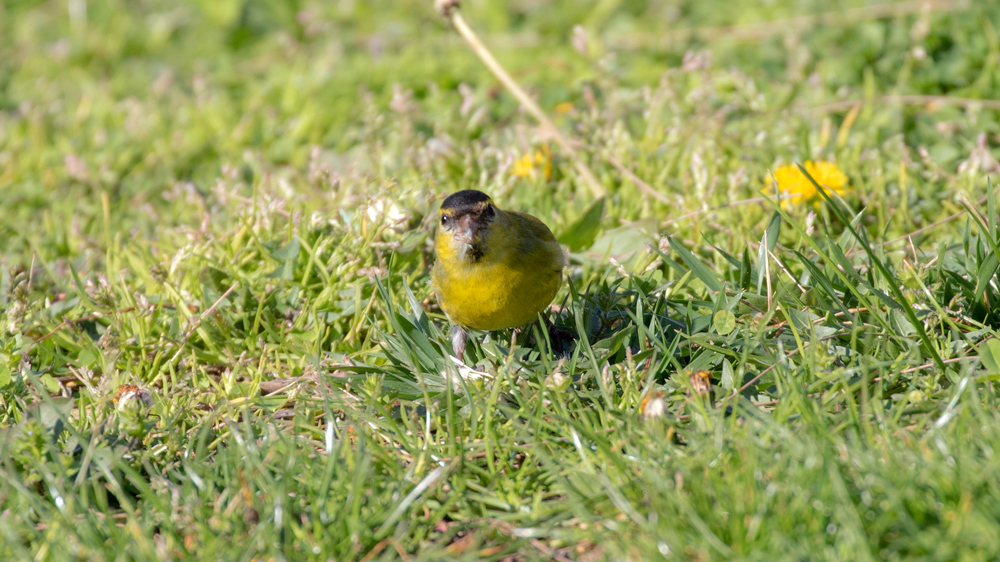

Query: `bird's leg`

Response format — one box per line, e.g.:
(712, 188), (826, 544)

(451, 325), (468, 362)
(539, 309), (567, 356)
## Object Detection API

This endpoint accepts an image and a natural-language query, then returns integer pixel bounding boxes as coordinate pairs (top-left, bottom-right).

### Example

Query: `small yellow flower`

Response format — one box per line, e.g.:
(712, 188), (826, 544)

(771, 161), (849, 207)
(512, 153), (535, 178)
(511, 145), (553, 180)
(554, 101), (574, 115)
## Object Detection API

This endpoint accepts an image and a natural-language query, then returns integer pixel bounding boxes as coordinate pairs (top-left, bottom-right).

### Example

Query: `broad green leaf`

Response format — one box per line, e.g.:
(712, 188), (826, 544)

(580, 218), (657, 270)
(270, 237), (301, 260)
(684, 349), (721, 373)
(266, 261), (294, 279)
(47, 296), (81, 317)
(32, 396), (74, 433)
(0, 363), (10, 387)
(593, 326), (635, 357)
(585, 221), (653, 257)
(890, 310), (915, 336)
(973, 252), (999, 298)
(785, 308), (838, 339)
(713, 310), (736, 335)
(721, 358), (735, 390)
(558, 197), (604, 251)
(980, 338), (1000, 375)
(78, 349), (98, 368)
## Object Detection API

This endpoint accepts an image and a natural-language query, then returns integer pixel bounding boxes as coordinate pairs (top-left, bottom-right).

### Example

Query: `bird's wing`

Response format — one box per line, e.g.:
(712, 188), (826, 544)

(506, 210), (565, 268)
(506, 210), (558, 242)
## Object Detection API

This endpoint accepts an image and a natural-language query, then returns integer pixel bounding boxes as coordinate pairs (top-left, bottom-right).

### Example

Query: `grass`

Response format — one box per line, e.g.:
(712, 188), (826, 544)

(3, 0), (1000, 559)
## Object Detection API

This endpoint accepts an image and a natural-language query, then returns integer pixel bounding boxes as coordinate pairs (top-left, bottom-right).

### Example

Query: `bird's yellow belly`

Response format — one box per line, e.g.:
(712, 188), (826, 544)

(434, 259), (561, 331)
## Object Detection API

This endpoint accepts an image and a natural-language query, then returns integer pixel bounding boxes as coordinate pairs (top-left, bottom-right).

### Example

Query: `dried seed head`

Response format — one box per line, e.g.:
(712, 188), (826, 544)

(114, 384), (153, 408)
(434, 0), (460, 18)
(688, 370), (712, 396)
(641, 391), (667, 419)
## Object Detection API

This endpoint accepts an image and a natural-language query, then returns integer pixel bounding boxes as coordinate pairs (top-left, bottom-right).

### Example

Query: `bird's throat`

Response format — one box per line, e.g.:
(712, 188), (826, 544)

(457, 241), (485, 262)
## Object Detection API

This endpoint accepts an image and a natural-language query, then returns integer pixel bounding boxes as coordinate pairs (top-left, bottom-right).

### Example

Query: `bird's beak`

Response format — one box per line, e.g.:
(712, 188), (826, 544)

(453, 213), (480, 245)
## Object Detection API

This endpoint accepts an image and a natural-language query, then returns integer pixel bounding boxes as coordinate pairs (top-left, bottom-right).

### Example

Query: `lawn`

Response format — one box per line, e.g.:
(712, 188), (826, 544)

(3, 0), (1000, 560)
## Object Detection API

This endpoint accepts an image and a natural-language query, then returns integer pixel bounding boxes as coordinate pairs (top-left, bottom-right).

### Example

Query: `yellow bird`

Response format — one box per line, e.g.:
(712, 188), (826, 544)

(432, 190), (565, 360)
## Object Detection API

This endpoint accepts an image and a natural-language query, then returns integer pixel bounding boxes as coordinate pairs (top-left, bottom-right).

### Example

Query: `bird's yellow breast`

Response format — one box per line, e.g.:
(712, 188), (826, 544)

(433, 210), (564, 331)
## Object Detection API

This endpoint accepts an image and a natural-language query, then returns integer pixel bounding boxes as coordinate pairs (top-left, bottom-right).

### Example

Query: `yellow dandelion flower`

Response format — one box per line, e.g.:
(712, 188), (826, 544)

(512, 153), (535, 178)
(771, 161), (849, 207)
(554, 101), (574, 115)
(511, 145), (553, 180)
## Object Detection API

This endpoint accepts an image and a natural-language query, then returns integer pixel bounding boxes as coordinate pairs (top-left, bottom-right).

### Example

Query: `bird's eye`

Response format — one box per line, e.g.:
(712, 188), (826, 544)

(483, 204), (495, 219)
(440, 215), (449, 226)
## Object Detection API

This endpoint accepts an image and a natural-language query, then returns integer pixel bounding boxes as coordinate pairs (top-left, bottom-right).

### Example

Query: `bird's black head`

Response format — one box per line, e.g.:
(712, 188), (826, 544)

(439, 189), (496, 230)
(441, 190), (491, 213)
(438, 190), (498, 260)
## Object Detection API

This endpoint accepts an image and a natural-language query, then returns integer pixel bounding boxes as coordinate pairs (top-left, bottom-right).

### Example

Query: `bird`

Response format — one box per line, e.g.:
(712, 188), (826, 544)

(432, 189), (565, 361)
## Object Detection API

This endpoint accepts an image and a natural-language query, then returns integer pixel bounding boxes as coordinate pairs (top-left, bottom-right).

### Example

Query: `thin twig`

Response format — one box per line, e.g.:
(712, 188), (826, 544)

(603, 153), (671, 205)
(390, 540), (415, 562)
(67, 366), (99, 395)
(359, 539), (391, 562)
(28, 307), (138, 350)
(882, 191), (991, 246)
(437, 1), (604, 198)
(769, 246), (806, 295)
(897, 356), (971, 375)
(732, 334), (840, 398)
(662, 195), (800, 227)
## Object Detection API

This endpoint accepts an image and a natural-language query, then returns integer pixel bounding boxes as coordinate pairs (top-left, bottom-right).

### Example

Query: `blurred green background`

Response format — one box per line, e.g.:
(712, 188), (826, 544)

(3, 0), (999, 263)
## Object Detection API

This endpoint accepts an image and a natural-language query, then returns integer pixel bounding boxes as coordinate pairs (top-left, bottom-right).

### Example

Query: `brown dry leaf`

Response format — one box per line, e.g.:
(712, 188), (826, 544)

(445, 532), (476, 556)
